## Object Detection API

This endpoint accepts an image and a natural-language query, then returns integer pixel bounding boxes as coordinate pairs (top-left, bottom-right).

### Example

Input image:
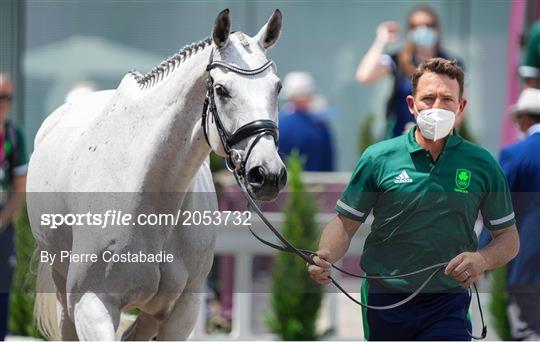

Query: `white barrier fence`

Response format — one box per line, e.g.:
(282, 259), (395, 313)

(191, 212), (369, 340)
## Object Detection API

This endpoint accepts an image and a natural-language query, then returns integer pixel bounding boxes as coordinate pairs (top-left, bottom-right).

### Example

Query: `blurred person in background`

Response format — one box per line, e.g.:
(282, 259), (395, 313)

(356, 5), (464, 138)
(0, 73), (27, 340)
(278, 71), (334, 171)
(519, 20), (540, 89)
(479, 88), (540, 341)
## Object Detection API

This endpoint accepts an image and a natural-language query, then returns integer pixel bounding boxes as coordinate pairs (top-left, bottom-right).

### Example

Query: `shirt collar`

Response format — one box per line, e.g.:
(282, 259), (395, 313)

(406, 125), (462, 153)
(527, 123), (540, 136)
(406, 126), (424, 153)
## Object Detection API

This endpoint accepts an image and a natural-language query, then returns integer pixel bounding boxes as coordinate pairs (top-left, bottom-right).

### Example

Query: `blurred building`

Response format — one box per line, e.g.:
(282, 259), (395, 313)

(0, 1), (519, 171)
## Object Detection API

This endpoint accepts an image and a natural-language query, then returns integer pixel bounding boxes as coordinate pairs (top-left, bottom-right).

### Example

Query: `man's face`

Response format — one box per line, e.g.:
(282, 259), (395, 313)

(406, 72), (467, 126)
(0, 78), (14, 121)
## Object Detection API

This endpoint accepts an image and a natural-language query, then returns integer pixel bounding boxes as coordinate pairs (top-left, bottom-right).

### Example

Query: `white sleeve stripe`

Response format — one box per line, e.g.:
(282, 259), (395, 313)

(489, 212), (515, 226)
(13, 164), (28, 176)
(336, 200), (365, 218)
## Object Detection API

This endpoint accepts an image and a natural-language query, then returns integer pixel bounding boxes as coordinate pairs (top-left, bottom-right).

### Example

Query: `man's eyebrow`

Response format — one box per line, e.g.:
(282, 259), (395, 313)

(418, 92), (436, 97)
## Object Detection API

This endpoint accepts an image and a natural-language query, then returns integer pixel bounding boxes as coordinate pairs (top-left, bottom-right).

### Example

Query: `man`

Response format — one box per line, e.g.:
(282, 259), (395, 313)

(0, 73), (27, 340)
(484, 88), (540, 340)
(278, 71), (334, 171)
(307, 59), (519, 340)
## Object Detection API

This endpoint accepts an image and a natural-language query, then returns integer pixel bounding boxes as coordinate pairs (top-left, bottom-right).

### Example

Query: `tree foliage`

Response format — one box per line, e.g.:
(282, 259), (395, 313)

(8, 205), (42, 338)
(264, 151), (329, 340)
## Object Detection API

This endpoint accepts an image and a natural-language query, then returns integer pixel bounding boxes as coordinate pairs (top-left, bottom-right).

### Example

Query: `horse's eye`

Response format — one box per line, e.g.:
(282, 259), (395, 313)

(215, 84), (229, 97)
(276, 82), (282, 94)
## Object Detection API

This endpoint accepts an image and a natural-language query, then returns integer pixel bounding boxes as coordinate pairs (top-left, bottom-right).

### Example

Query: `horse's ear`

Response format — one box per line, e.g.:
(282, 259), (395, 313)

(212, 9), (231, 49)
(256, 9), (282, 50)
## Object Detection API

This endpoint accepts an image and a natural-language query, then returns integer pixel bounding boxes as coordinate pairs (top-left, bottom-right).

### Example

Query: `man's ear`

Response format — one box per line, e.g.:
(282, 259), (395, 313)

(455, 98), (467, 127)
(406, 95), (416, 117)
(458, 98), (468, 114)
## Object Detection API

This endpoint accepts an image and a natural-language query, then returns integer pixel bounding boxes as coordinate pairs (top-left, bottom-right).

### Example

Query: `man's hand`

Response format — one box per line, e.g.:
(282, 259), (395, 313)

(307, 250), (332, 285)
(444, 251), (488, 287)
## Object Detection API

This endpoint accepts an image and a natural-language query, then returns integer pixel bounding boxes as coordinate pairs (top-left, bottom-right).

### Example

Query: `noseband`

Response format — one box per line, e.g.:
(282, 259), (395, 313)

(201, 49), (278, 174)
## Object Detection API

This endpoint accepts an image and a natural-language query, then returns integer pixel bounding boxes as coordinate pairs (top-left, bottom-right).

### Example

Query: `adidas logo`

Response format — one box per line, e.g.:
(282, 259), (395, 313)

(394, 171), (413, 183)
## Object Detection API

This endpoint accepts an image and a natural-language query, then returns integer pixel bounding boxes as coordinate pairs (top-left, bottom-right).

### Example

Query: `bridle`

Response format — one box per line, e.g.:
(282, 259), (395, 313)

(201, 48), (279, 174)
(201, 47), (487, 340)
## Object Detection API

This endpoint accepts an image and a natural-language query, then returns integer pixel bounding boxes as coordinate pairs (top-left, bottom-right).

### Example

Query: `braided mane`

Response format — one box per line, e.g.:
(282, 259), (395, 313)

(128, 37), (212, 89)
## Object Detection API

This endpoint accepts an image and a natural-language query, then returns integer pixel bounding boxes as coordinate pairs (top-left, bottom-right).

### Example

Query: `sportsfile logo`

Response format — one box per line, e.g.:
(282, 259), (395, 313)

(394, 171), (413, 184)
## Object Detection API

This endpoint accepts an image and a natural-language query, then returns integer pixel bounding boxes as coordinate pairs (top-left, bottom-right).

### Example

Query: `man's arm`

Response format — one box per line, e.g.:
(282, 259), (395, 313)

(307, 214), (362, 285)
(445, 224), (519, 287)
(0, 174), (26, 231)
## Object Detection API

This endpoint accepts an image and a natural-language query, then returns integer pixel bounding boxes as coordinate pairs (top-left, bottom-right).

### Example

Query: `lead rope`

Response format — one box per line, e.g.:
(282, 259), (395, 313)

(231, 170), (487, 339)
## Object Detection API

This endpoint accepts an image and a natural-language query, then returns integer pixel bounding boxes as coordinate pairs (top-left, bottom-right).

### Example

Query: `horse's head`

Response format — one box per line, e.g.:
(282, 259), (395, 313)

(204, 9), (286, 201)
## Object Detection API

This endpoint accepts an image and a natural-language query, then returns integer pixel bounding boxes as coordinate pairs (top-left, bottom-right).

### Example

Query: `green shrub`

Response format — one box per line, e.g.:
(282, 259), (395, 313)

(8, 205), (42, 338)
(264, 151), (331, 340)
(489, 266), (511, 340)
(358, 113), (375, 156)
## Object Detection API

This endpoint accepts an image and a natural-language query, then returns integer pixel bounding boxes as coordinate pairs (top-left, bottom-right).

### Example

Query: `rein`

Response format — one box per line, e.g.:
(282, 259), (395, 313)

(200, 48), (487, 340)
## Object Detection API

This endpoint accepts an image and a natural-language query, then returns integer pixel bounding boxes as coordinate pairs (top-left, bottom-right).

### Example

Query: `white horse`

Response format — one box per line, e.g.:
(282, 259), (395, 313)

(26, 9), (285, 340)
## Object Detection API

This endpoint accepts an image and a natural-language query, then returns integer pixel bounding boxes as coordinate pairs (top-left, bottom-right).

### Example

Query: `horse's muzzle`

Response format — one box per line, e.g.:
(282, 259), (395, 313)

(246, 165), (287, 201)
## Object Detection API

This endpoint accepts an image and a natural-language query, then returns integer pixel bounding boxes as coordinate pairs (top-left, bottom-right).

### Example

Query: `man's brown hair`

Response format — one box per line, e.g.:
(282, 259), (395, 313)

(411, 58), (464, 98)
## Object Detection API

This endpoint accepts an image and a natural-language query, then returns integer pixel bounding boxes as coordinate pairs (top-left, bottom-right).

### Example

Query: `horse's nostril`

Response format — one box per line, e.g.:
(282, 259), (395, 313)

(247, 166), (265, 185)
(279, 168), (287, 188)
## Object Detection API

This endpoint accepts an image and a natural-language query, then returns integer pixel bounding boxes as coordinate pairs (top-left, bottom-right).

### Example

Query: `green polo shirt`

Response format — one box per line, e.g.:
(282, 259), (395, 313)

(336, 126), (515, 293)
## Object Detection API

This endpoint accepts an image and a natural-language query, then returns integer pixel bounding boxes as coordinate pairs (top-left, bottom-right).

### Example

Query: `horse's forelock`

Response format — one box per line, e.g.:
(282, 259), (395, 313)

(214, 32), (269, 70)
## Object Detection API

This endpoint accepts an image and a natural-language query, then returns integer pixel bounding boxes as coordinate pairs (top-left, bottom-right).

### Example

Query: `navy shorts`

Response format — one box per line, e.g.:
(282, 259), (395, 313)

(361, 279), (472, 341)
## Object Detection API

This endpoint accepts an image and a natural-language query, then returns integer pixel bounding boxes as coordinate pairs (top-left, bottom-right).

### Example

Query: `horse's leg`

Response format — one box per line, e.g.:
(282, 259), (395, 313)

(69, 292), (121, 340)
(156, 287), (203, 340)
(51, 269), (78, 340)
(156, 162), (215, 340)
(121, 312), (159, 341)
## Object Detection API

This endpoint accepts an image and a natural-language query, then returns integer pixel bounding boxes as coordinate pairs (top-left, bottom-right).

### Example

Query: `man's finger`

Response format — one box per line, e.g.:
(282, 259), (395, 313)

(315, 270), (332, 281)
(308, 265), (326, 275)
(314, 268), (331, 278)
(445, 254), (465, 275)
(452, 257), (471, 276)
(313, 254), (332, 268)
(312, 260), (331, 271)
(455, 270), (470, 283)
(313, 256), (331, 268)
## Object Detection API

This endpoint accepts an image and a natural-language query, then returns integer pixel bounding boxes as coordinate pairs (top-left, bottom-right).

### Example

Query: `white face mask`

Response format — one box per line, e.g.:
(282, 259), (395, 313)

(414, 105), (457, 141)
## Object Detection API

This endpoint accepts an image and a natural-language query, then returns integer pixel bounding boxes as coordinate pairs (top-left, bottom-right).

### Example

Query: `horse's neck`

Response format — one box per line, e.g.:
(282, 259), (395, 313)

(136, 47), (213, 193)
